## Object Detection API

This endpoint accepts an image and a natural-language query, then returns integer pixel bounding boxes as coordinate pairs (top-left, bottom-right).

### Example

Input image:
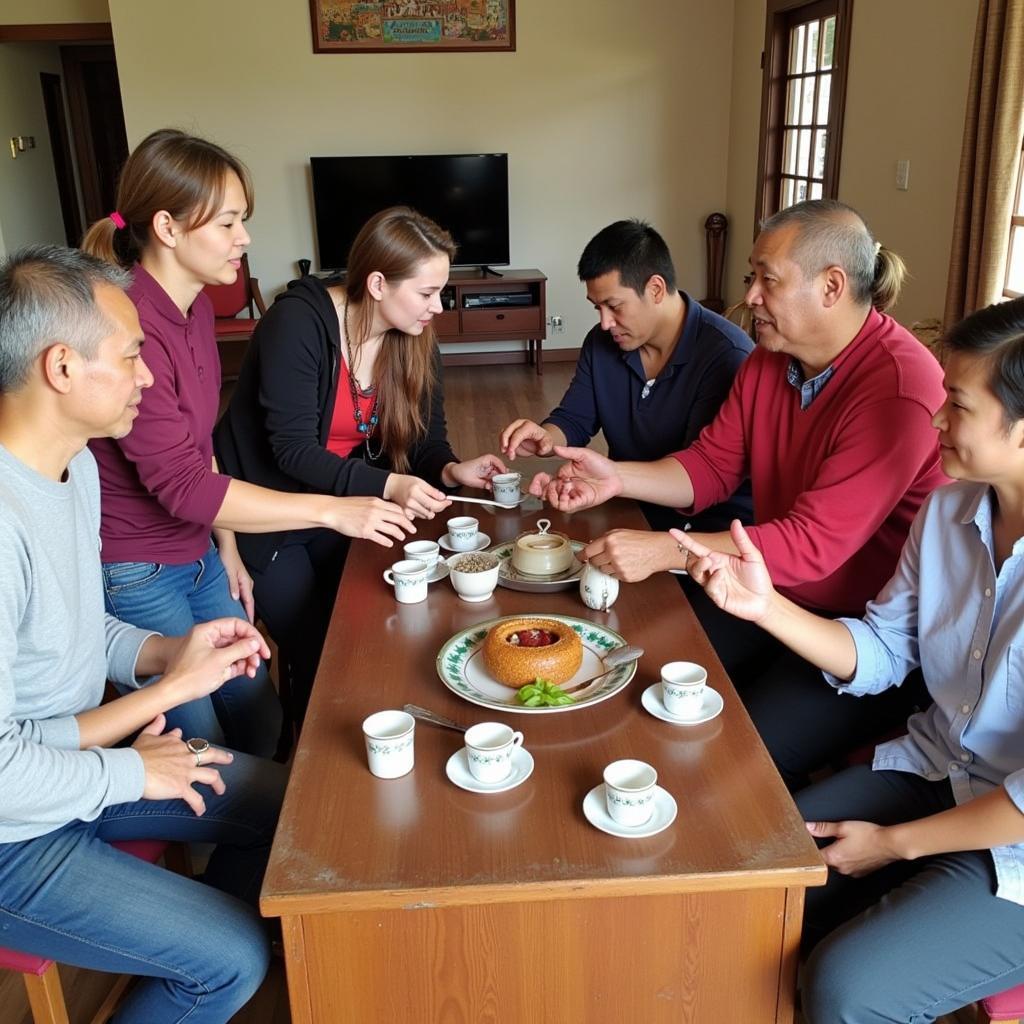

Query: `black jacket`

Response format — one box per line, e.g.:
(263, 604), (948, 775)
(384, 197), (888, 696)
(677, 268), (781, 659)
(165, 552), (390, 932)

(214, 274), (458, 569)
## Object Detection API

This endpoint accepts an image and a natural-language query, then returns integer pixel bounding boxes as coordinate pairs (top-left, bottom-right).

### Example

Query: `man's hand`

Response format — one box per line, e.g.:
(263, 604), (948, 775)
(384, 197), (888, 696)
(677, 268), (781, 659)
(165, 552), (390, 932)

(323, 496), (416, 546)
(442, 453), (507, 490)
(162, 618), (269, 705)
(383, 475), (452, 520)
(134, 715), (234, 817)
(671, 521), (776, 624)
(806, 820), (903, 877)
(500, 419), (561, 460)
(528, 446), (623, 511)
(583, 530), (682, 583)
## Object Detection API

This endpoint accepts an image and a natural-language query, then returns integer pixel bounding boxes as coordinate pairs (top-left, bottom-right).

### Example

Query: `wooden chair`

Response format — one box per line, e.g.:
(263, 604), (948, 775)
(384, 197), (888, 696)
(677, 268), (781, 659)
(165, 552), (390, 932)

(0, 839), (190, 1024)
(203, 253), (266, 382)
(978, 984), (1024, 1023)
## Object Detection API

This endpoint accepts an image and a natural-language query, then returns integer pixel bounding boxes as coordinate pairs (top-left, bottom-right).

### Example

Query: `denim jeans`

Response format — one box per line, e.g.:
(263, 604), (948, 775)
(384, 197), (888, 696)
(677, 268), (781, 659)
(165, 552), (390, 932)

(0, 753), (287, 1023)
(797, 766), (1024, 1022)
(102, 544), (282, 758)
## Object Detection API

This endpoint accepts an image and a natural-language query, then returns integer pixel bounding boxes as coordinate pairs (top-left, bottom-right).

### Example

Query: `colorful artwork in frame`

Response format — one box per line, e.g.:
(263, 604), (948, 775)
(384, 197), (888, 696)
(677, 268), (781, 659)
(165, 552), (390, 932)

(309, 1), (515, 53)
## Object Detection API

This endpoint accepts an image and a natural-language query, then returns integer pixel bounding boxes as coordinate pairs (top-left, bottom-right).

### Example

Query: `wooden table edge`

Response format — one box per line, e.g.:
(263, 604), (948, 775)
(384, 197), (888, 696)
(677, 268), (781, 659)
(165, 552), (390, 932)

(261, 861), (827, 918)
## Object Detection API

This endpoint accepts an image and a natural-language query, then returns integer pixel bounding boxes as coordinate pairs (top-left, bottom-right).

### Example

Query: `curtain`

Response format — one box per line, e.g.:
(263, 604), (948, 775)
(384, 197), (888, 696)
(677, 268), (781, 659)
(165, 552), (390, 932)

(944, 0), (1024, 327)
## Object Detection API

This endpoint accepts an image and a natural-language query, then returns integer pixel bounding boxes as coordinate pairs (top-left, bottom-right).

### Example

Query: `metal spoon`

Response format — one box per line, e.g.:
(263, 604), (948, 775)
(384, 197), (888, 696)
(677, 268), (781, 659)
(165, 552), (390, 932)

(403, 704), (467, 733)
(451, 494), (523, 510)
(562, 644), (644, 694)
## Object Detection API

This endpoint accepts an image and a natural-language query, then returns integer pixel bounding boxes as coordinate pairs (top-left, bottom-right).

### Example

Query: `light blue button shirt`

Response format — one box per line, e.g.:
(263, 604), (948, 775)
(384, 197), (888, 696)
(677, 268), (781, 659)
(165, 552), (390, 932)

(825, 482), (1024, 905)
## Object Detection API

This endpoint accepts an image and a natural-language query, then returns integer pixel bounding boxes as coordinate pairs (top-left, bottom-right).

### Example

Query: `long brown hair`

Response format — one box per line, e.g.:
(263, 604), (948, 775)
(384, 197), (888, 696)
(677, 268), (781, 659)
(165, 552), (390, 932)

(345, 207), (456, 471)
(81, 128), (254, 268)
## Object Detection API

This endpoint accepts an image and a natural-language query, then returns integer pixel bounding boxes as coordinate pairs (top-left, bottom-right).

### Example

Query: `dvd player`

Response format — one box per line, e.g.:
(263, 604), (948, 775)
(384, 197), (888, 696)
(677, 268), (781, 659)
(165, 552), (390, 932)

(463, 293), (533, 309)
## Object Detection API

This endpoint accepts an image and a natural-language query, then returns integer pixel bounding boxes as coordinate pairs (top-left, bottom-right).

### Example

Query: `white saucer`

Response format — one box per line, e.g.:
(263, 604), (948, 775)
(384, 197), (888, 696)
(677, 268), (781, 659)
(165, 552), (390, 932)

(438, 532), (492, 553)
(425, 560), (450, 584)
(445, 747), (535, 793)
(641, 684), (724, 725)
(582, 784), (677, 838)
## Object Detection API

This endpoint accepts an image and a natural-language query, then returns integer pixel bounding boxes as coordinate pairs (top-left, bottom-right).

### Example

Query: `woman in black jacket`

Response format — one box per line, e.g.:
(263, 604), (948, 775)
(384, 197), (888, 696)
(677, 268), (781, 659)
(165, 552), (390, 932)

(216, 207), (505, 719)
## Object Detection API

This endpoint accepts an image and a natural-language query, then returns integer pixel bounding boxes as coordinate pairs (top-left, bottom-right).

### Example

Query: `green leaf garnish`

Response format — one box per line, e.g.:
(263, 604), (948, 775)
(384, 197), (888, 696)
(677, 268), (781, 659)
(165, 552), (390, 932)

(516, 677), (575, 707)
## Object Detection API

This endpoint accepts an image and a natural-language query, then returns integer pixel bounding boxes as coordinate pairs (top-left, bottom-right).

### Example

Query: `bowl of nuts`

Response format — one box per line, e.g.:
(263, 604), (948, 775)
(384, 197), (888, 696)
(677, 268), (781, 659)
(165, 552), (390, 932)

(448, 551), (501, 603)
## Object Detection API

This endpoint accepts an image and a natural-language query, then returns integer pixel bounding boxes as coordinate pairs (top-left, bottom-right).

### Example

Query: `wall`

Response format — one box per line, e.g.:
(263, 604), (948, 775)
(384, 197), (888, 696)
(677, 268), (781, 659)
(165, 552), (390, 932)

(0, 42), (68, 257)
(107, 0), (736, 351)
(724, 0), (977, 328)
(0, 0), (108, 23)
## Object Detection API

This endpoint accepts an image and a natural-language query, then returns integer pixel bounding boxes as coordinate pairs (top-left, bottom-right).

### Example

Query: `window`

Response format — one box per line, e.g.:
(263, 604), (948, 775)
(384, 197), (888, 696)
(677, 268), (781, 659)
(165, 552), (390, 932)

(754, 0), (853, 225)
(1005, 137), (1024, 298)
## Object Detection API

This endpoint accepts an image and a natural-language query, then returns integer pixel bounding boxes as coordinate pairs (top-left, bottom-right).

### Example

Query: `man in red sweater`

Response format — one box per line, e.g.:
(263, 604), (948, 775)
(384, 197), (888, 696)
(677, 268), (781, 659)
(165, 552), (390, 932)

(533, 200), (948, 787)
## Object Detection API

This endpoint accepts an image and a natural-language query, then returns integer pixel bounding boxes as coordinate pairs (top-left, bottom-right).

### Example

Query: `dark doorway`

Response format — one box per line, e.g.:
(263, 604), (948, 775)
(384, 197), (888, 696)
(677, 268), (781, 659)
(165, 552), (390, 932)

(39, 71), (82, 246)
(60, 44), (128, 228)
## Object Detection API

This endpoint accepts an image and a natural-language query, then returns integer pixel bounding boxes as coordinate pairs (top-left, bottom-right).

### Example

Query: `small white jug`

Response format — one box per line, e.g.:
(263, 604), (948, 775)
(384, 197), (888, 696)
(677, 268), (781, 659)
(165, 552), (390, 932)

(579, 562), (619, 611)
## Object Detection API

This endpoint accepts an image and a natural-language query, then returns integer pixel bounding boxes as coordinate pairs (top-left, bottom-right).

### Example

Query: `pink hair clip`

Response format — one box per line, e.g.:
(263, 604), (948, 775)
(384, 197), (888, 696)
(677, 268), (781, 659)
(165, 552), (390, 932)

(109, 211), (126, 230)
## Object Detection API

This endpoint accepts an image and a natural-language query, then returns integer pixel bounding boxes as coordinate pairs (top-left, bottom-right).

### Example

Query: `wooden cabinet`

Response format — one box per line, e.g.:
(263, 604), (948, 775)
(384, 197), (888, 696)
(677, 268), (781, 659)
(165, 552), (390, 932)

(435, 268), (547, 374)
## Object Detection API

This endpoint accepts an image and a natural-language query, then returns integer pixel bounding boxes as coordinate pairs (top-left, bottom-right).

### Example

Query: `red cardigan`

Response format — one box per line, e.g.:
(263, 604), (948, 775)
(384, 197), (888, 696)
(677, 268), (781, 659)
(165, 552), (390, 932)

(674, 309), (948, 615)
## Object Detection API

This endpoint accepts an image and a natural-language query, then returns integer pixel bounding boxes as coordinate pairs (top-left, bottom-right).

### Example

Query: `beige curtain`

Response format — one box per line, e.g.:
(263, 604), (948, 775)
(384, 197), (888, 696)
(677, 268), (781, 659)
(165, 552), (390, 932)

(944, 0), (1024, 327)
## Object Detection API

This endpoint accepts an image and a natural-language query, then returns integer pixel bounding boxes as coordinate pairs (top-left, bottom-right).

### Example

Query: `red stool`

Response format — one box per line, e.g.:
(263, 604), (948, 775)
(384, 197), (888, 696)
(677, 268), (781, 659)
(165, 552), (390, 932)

(979, 983), (1024, 1023)
(0, 839), (190, 1024)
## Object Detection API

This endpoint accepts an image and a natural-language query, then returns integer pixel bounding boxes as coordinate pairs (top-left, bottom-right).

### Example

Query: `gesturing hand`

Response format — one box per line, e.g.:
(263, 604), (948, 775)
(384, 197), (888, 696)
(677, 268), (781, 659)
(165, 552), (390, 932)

(531, 446), (623, 512)
(670, 520), (775, 624)
(583, 530), (679, 583)
(326, 496), (416, 546)
(806, 819), (901, 877)
(500, 419), (555, 460)
(134, 714), (234, 817)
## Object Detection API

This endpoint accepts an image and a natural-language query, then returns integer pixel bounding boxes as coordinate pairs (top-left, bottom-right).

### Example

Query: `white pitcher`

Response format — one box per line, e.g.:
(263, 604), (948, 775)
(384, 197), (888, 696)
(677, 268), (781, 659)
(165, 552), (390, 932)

(579, 562), (619, 611)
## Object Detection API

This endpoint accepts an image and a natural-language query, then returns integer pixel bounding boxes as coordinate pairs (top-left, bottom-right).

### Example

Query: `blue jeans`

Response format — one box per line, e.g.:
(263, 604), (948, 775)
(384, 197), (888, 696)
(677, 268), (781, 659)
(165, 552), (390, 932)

(102, 545), (282, 758)
(798, 766), (1024, 1023)
(0, 754), (287, 1023)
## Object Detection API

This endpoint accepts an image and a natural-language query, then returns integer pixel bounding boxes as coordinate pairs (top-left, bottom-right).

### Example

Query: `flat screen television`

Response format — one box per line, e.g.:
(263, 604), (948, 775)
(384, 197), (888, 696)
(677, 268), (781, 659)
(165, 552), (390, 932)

(310, 153), (510, 271)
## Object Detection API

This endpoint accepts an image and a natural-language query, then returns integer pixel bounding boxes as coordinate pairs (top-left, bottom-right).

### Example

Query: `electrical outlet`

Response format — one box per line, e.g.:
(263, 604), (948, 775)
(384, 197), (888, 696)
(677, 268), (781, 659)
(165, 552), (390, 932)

(548, 314), (565, 335)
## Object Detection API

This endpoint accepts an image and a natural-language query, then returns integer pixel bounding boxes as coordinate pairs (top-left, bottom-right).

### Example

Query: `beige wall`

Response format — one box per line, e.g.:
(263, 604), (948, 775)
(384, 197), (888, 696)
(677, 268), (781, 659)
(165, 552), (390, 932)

(0, 42), (67, 257)
(725, 0), (976, 328)
(0, 0), (108, 23)
(108, 0), (736, 351)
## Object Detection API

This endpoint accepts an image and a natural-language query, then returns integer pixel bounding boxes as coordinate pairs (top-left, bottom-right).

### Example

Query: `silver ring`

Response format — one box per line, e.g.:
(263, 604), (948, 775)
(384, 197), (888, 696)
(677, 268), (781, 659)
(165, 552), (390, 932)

(186, 737), (210, 768)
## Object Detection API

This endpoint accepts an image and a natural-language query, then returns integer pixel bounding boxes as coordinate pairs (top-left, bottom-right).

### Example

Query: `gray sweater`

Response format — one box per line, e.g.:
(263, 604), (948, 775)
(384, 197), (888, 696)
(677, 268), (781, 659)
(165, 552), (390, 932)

(0, 445), (150, 843)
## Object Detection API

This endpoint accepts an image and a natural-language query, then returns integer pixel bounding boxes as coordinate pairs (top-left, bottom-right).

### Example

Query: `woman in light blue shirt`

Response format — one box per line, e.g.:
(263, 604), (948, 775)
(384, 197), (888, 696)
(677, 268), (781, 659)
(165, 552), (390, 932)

(677, 296), (1024, 1023)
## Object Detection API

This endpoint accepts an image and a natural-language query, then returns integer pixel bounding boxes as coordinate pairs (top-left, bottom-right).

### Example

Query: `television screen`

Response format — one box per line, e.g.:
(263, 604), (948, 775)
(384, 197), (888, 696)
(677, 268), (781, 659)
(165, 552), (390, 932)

(310, 153), (510, 271)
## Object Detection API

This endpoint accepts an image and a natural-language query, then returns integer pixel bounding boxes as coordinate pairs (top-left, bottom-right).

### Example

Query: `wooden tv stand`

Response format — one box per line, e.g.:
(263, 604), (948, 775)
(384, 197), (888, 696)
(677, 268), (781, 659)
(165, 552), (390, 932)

(434, 268), (547, 375)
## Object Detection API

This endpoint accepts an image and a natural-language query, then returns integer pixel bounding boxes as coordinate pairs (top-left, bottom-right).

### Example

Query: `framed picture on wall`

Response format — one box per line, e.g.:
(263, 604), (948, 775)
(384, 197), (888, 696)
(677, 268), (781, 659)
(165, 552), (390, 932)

(309, 1), (516, 54)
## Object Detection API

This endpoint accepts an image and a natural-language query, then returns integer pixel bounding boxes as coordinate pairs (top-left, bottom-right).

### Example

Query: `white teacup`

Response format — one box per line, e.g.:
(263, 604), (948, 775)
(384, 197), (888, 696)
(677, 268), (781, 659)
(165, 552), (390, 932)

(362, 710), (415, 779)
(383, 558), (429, 604)
(448, 552), (500, 602)
(404, 539), (441, 570)
(491, 472), (522, 505)
(603, 759), (658, 827)
(464, 721), (524, 783)
(660, 661), (708, 718)
(447, 516), (480, 552)
(579, 562), (620, 611)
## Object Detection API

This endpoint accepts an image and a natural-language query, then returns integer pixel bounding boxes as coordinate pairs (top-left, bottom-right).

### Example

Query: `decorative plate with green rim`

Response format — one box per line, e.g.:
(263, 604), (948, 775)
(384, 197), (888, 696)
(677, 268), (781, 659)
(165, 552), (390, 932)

(436, 614), (636, 714)
(488, 540), (586, 593)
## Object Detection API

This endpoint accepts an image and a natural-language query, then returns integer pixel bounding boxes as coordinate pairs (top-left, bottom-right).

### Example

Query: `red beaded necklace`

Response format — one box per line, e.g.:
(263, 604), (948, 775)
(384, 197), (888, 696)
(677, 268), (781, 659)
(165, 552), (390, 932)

(342, 298), (381, 459)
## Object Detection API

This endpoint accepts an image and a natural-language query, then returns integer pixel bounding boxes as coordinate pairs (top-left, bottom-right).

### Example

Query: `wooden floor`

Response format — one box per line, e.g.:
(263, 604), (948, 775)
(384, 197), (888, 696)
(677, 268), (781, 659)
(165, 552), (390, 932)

(0, 361), (976, 1023)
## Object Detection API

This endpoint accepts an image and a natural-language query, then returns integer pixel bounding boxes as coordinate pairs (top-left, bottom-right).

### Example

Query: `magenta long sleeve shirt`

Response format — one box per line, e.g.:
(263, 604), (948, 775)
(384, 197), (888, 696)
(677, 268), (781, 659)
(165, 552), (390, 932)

(90, 266), (230, 564)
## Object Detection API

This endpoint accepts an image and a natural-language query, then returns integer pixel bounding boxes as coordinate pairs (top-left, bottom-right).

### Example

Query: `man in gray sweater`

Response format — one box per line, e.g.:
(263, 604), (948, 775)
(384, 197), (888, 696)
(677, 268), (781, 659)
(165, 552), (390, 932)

(0, 246), (285, 1022)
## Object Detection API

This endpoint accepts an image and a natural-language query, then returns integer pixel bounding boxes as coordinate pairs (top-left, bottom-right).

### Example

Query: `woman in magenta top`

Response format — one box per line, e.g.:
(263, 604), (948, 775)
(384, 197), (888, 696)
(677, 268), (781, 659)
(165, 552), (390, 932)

(82, 130), (414, 756)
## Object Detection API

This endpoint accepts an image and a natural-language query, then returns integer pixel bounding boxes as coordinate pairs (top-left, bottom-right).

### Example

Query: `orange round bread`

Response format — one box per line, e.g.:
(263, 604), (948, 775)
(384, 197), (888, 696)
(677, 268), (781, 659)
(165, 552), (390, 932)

(482, 617), (584, 687)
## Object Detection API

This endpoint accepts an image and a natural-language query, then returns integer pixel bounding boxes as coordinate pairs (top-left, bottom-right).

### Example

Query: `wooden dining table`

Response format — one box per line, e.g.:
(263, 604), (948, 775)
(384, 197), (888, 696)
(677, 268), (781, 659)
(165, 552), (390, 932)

(260, 496), (826, 1023)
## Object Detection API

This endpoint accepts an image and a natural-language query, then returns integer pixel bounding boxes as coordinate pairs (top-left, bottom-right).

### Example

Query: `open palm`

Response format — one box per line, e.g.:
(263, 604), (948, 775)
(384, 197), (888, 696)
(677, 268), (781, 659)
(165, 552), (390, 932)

(670, 521), (775, 623)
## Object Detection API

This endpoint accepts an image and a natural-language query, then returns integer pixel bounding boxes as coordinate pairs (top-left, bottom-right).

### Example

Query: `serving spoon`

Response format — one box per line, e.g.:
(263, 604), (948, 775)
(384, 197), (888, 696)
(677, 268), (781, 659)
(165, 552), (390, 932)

(404, 704), (467, 733)
(561, 644), (644, 694)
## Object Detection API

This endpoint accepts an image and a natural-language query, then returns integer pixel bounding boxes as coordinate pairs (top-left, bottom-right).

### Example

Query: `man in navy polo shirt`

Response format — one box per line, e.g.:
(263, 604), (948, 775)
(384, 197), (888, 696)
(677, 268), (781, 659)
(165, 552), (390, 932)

(500, 219), (753, 532)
